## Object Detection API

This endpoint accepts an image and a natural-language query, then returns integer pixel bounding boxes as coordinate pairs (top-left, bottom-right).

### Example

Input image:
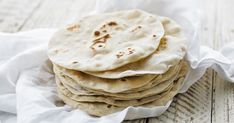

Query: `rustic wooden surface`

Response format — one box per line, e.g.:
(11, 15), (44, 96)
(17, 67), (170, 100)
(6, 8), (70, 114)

(0, 0), (233, 122)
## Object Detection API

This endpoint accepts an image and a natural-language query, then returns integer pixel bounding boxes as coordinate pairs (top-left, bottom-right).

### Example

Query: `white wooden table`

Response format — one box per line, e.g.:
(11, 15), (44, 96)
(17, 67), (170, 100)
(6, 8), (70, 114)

(1, 0), (234, 122)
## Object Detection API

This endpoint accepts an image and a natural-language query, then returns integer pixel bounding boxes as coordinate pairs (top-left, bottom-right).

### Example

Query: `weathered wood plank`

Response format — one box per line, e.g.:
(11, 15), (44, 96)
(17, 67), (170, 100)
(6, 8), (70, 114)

(19, 0), (96, 31)
(0, 0), (42, 32)
(148, 70), (212, 123)
(200, 0), (217, 48)
(212, 0), (234, 122)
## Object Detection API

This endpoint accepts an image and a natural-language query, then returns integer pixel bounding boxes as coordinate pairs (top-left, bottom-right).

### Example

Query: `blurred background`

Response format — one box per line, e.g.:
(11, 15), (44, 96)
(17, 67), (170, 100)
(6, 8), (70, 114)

(0, 0), (95, 32)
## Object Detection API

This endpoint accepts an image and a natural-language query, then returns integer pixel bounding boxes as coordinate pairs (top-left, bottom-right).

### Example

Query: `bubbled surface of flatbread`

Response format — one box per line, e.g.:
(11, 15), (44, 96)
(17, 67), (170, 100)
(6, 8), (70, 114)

(84, 16), (187, 78)
(48, 9), (164, 72)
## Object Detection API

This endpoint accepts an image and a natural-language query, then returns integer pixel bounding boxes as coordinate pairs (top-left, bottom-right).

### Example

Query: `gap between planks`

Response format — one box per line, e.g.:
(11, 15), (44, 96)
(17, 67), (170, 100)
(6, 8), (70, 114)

(212, 0), (234, 122)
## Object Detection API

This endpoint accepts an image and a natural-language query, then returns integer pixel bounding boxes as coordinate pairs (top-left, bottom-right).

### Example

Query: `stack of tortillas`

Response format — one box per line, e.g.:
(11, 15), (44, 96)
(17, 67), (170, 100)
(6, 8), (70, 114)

(48, 9), (188, 116)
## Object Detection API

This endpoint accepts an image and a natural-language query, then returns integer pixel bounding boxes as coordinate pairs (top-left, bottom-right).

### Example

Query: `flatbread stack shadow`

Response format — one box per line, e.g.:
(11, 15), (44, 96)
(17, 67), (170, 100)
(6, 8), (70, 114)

(48, 9), (188, 116)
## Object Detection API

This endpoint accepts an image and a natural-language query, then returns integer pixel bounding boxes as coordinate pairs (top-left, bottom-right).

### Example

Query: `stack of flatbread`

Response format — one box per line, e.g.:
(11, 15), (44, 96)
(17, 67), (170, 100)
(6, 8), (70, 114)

(48, 9), (188, 116)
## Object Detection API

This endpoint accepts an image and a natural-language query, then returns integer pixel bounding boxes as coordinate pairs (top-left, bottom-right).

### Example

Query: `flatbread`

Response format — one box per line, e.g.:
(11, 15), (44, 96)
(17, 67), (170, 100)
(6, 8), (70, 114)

(53, 61), (182, 93)
(84, 16), (187, 78)
(57, 76), (185, 116)
(56, 72), (175, 100)
(122, 60), (187, 93)
(80, 61), (187, 98)
(55, 75), (102, 96)
(50, 9), (189, 117)
(48, 9), (164, 72)
(53, 64), (156, 93)
(57, 78), (173, 107)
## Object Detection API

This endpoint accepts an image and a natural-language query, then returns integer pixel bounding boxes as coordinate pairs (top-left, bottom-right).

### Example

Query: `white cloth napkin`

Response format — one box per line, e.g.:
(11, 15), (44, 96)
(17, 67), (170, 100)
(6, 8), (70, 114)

(1, 0), (234, 123)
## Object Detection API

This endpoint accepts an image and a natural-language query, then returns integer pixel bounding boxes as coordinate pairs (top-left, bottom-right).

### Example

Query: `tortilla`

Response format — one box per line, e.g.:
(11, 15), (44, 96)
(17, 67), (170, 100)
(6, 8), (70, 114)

(56, 77), (173, 107)
(56, 72), (175, 100)
(84, 16), (187, 78)
(53, 61), (182, 93)
(53, 64), (156, 93)
(48, 9), (164, 72)
(57, 76), (185, 116)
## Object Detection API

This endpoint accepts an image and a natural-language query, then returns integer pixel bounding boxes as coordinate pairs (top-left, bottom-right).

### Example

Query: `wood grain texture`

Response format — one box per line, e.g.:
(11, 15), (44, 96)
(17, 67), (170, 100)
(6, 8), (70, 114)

(19, 0), (96, 31)
(148, 70), (212, 123)
(212, 0), (234, 123)
(0, 0), (42, 32)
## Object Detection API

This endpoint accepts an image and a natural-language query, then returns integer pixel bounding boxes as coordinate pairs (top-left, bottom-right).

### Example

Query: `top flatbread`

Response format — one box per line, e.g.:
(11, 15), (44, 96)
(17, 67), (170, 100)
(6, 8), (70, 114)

(84, 16), (187, 78)
(48, 9), (164, 72)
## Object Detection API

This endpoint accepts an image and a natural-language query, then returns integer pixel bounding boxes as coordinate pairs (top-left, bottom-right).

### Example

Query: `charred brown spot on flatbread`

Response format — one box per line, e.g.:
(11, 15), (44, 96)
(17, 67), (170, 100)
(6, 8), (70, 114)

(94, 31), (100, 36)
(100, 24), (106, 29)
(127, 48), (135, 55)
(108, 21), (117, 26)
(93, 34), (110, 43)
(116, 51), (125, 58)
(90, 34), (110, 50)
(131, 26), (142, 32)
(67, 24), (80, 31)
